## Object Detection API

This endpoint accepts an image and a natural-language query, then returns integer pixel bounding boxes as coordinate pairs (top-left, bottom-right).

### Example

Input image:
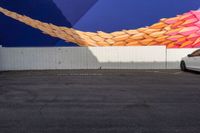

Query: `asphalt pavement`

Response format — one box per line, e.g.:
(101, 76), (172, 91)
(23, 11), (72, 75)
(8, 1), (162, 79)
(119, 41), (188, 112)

(0, 70), (199, 133)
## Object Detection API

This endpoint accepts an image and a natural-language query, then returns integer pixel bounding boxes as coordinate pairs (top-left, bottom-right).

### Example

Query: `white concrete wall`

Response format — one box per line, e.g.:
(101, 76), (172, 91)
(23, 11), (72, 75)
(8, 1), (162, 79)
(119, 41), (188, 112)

(0, 46), (166, 70)
(166, 48), (199, 69)
(0, 48), (57, 70)
(1, 46), (198, 71)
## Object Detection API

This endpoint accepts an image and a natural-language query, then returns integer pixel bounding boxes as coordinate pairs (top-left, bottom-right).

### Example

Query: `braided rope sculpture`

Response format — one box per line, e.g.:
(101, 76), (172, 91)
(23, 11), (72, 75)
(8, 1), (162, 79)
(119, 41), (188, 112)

(0, 7), (200, 48)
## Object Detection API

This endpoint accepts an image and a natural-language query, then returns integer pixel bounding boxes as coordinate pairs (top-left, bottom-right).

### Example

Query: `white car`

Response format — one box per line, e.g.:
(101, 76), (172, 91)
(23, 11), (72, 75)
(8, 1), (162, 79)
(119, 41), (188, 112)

(180, 49), (200, 72)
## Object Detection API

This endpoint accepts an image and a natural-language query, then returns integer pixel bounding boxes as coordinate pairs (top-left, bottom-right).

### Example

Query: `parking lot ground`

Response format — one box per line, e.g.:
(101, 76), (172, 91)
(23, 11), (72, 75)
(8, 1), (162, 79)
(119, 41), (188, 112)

(0, 70), (199, 133)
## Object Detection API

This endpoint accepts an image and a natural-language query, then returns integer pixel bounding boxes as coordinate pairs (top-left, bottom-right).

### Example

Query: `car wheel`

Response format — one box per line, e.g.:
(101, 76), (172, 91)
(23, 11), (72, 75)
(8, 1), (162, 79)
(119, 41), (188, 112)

(180, 61), (187, 71)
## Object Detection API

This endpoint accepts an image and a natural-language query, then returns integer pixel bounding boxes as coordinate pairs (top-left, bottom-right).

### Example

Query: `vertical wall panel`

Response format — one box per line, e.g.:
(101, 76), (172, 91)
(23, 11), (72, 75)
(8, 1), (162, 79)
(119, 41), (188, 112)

(0, 46), (166, 70)
(0, 48), (57, 70)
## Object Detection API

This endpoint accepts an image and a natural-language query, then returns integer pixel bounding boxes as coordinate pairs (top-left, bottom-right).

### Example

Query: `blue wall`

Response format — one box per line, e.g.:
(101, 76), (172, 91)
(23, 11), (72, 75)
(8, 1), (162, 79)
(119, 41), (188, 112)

(0, 0), (200, 47)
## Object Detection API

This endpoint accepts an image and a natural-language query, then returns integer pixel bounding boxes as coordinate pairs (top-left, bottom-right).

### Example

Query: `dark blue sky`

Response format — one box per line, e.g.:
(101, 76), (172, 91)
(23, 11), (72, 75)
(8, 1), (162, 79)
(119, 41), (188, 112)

(0, 0), (200, 47)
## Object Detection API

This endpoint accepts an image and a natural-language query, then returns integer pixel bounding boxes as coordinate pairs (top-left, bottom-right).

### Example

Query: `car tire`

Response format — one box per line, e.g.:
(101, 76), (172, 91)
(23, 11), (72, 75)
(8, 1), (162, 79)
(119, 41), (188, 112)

(180, 61), (187, 71)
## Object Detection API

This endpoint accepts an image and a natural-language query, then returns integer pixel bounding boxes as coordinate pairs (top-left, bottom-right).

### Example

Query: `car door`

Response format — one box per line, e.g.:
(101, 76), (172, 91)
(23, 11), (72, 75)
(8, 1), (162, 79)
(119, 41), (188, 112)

(194, 52), (200, 71)
(186, 57), (196, 69)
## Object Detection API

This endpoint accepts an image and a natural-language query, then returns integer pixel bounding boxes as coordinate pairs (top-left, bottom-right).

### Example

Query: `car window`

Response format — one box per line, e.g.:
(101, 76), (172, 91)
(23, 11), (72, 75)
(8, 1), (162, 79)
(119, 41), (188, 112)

(191, 49), (200, 57)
